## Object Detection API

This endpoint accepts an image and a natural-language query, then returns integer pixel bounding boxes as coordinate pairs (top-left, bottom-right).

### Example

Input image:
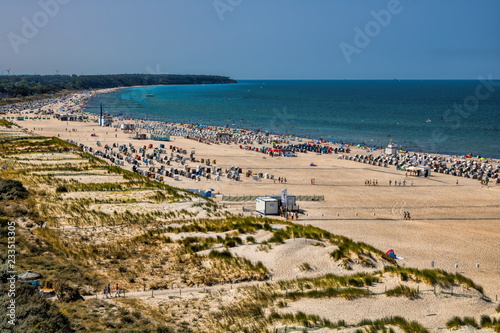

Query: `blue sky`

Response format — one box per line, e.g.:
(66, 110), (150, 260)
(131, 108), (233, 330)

(1, 0), (499, 79)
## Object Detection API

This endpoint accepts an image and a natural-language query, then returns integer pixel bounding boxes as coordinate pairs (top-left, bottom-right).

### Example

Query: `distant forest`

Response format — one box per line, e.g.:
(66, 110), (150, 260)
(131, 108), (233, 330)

(0, 74), (237, 98)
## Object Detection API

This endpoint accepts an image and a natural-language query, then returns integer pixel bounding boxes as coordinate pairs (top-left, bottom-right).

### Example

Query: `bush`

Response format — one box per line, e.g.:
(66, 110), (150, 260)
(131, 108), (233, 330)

(208, 249), (233, 259)
(0, 179), (29, 200)
(56, 185), (69, 193)
(246, 236), (256, 243)
(0, 282), (74, 332)
(53, 280), (84, 302)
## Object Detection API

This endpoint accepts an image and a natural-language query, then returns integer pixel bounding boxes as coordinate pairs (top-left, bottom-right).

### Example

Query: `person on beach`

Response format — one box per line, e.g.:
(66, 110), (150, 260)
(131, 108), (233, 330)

(107, 283), (111, 298)
(115, 284), (120, 297)
(103, 287), (108, 299)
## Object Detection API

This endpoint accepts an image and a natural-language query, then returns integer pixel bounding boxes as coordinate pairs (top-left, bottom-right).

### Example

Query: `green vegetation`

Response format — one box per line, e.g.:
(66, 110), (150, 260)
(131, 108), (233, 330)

(386, 285), (420, 300)
(446, 316), (480, 330)
(0, 178), (28, 200)
(384, 266), (484, 294)
(286, 287), (371, 301)
(480, 315), (500, 332)
(0, 119), (18, 128)
(0, 74), (236, 104)
(0, 136), (78, 154)
(0, 283), (73, 332)
(277, 272), (379, 291)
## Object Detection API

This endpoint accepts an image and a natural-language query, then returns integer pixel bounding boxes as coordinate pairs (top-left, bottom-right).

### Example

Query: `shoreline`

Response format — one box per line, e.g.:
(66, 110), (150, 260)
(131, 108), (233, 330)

(83, 85), (500, 160)
(2, 88), (499, 166)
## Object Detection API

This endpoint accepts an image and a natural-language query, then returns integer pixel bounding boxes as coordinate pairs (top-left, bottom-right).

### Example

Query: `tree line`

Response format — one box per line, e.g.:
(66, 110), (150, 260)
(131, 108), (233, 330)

(0, 74), (237, 98)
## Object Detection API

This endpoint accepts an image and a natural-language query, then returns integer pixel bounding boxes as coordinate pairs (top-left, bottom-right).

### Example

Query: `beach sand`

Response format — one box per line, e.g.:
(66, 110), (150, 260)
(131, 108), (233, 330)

(2, 91), (499, 330)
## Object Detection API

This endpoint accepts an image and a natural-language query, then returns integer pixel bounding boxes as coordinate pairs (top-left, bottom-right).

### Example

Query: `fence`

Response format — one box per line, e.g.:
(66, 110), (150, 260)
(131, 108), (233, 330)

(222, 195), (324, 202)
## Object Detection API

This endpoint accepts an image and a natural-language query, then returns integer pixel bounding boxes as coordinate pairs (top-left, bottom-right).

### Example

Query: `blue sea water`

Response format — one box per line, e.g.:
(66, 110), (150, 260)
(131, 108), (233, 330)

(85, 80), (500, 158)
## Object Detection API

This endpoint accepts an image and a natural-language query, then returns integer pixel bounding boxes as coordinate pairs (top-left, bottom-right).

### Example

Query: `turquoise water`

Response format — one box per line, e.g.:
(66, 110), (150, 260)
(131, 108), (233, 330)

(85, 80), (500, 158)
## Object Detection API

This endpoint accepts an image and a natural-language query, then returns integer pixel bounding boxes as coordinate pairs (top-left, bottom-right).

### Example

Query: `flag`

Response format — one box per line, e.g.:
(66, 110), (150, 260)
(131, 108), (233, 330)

(281, 188), (287, 209)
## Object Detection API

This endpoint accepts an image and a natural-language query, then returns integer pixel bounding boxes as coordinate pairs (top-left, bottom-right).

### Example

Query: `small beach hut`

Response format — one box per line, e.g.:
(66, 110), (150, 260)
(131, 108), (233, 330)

(385, 140), (397, 155)
(17, 271), (42, 287)
(417, 165), (431, 177)
(255, 197), (279, 215)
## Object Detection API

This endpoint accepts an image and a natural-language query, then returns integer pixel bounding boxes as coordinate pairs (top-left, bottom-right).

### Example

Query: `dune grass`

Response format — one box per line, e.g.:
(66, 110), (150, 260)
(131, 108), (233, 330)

(384, 266), (484, 294)
(386, 285), (420, 300)
(0, 119), (18, 128)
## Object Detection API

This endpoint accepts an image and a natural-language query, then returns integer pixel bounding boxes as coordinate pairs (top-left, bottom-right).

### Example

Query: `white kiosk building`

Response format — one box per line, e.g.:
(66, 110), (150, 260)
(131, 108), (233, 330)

(385, 140), (398, 155)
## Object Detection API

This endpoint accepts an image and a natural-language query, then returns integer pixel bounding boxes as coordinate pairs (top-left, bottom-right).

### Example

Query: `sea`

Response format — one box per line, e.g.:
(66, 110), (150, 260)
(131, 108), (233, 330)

(84, 80), (500, 159)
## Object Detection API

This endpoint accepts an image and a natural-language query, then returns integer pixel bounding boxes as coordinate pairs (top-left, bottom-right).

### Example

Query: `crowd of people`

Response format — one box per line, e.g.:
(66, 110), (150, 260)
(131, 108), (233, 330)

(67, 139), (277, 185)
(348, 151), (499, 184)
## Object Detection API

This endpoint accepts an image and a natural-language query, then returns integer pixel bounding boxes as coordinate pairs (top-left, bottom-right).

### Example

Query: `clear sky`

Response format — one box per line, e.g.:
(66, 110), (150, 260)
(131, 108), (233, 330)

(1, 0), (499, 79)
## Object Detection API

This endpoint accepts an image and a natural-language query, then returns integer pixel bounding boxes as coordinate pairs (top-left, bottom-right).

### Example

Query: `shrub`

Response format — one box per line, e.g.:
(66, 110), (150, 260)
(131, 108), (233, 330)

(56, 185), (69, 193)
(0, 282), (73, 332)
(298, 263), (313, 271)
(0, 179), (29, 200)
(446, 317), (464, 330)
(53, 280), (84, 302)
(208, 249), (233, 259)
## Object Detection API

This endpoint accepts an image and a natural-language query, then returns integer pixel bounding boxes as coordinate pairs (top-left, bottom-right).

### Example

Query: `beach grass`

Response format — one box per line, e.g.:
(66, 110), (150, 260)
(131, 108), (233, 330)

(385, 285), (420, 300)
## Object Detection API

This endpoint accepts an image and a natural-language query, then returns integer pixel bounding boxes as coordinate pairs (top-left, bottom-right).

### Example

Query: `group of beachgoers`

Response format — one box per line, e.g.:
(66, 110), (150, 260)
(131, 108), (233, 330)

(403, 211), (412, 220)
(67, 138), (279, 185)
(66, 115), (500, 188)
(117, 119), (500, 185)
(389, 179), (414, 187)
(348, 151), (499, 184)
(102, 283), (120, 298)
(129, 121), (291, 146)
(0, 91), (94, 116)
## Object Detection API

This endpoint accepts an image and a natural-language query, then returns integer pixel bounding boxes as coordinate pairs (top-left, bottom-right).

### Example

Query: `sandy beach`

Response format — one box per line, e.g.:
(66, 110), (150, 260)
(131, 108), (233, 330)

(2, 90), (499, 331)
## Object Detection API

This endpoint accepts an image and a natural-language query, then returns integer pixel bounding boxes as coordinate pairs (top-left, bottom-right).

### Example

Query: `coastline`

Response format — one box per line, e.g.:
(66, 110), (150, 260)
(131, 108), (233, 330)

(2, 88), (499, 170)
(82, 83), (500, 160)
